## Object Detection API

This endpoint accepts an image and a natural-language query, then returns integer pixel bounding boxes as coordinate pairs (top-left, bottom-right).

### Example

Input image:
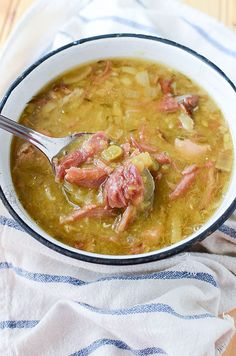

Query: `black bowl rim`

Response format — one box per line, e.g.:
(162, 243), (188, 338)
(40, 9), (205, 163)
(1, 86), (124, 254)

(0, 33), (236, 265)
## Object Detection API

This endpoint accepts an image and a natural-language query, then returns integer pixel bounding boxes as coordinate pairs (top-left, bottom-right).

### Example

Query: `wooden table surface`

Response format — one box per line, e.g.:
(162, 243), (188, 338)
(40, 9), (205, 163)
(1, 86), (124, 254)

(0, 0), (235, 355)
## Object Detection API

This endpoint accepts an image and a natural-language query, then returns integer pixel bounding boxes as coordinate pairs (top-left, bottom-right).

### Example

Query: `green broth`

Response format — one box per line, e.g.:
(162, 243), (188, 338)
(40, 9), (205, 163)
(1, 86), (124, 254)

(11, 58), (233, 255)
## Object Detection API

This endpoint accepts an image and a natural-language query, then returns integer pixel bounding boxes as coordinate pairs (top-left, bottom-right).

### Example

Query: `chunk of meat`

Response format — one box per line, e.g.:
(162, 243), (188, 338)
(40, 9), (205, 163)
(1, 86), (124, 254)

(82, 131), (109, 156)
(155, 172), (163, 182)
(74, 241), (85, 250)
(129, 243), (145, 255)
(175, 138), (210, 157)
(94, 158), (114, 174)
(94, 60), (112, 84)
(55, 132), (108, 181)
(158, 95), (179, 113)
(54, 150), (86, 182)
(121, 143), (131, 157)
(130, 136), (157, 153)
(153, 152), (171, 165)
(31, 96), (49, 107)
(178, 95), (199, 116)
(158, 94), (199, 115)
(139, 125), (148, 143)
(130, 136), (142, 152)
(65, 167), (108, 188)
(159, 78), (174, 94)
(60, 205), (115, 224)
(204, 161), (214, 169)
(169, 170), (199, 200)
(104, 163), (145, 209)
(116, 205), (137, 233)
(182, 164), (198, 175)
(50, 83), (72, 98)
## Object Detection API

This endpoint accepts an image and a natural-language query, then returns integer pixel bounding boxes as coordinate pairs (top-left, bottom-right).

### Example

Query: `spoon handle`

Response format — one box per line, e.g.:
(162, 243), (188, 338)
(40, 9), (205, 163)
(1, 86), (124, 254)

(0, 114), (54, 159)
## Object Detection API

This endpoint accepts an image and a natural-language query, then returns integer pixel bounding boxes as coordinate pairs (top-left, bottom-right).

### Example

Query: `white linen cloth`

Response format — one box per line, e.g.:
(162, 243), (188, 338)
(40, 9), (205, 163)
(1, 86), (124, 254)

(0, 0), (236, 355)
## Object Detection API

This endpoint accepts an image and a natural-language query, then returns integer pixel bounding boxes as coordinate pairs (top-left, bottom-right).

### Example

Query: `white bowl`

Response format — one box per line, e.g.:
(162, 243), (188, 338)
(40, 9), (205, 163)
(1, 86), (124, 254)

(0, 34), (235, 265)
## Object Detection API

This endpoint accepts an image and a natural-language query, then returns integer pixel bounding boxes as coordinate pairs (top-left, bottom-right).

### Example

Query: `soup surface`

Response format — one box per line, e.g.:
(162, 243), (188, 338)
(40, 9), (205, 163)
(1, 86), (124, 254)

(11, 59), (233, 255)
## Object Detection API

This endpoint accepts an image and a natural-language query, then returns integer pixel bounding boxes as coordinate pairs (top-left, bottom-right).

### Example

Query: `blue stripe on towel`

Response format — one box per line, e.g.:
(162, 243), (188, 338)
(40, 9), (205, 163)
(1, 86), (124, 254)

(77, 302), (214, 319)
(134, 0), (147, 8)
(181, 17), (236, 58)
(77, 15), (159, 35)
(0, 320), (39, 329)
(0, 262), (218, 287)
(90, 270), (218, 287)
(0, 215), (24, 231)
(71, 339), (166, 355)
(219, 225), (236, 238)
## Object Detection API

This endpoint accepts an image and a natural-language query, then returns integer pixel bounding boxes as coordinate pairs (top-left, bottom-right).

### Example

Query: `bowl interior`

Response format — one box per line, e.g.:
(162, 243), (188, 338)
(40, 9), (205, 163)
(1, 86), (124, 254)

(0, 35), (236, 262)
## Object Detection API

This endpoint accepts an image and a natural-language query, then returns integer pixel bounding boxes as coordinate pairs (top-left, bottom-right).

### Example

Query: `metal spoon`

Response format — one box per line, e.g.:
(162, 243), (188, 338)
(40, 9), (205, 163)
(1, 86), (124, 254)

(0, 113), (91, 163)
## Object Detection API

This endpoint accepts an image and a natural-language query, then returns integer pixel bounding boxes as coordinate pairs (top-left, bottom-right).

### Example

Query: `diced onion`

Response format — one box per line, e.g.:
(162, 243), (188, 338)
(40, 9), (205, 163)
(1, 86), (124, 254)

(215, 151), (232, 172)
(123, 89), (140, 98)
(170, 212), (182, 243)
(223, 133), (231, 150)
(42, 101), (57, 113)
(178, 112), (194, 131)
(121, 66), (136, 74)
(135, 71), (150, 87)
(120, 77), (132, 86)
(144, 87), (159, 98)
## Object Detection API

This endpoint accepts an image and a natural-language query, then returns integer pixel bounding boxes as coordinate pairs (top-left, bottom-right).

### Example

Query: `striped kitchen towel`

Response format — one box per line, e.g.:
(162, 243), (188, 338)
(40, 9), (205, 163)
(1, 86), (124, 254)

(0, 0), (236, 355)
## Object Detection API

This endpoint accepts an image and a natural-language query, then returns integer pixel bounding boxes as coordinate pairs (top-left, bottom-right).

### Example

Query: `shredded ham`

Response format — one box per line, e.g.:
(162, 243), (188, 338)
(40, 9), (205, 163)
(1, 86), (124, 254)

(94, 158), (114, 174)
(93, 60), (112, 84)
(157, 93), (199, 116)
(139, 126), (146, 142)
(65, 167), (108, 188)
(51, 82), (71, 97)
(169, 169), (199, 200)
(179, 95), (199, 116)
(104, 163), (145, 209)
(155, 172), (163, 182)
(54, 132), (108, 181)
(60, 205), (115, 224)
(159, 78), (174, 94)
(158, 95), (179, 113)
(116, 205), (137, 232)
(74, 241), (85, 250)
(121, 143), (131, 157)
(130, 136), (157, 153)
(31, 96), (49, 107)
(182, 164), (198, 175)
(129, 243), (145, 255)
(153, 152), (171, 165)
